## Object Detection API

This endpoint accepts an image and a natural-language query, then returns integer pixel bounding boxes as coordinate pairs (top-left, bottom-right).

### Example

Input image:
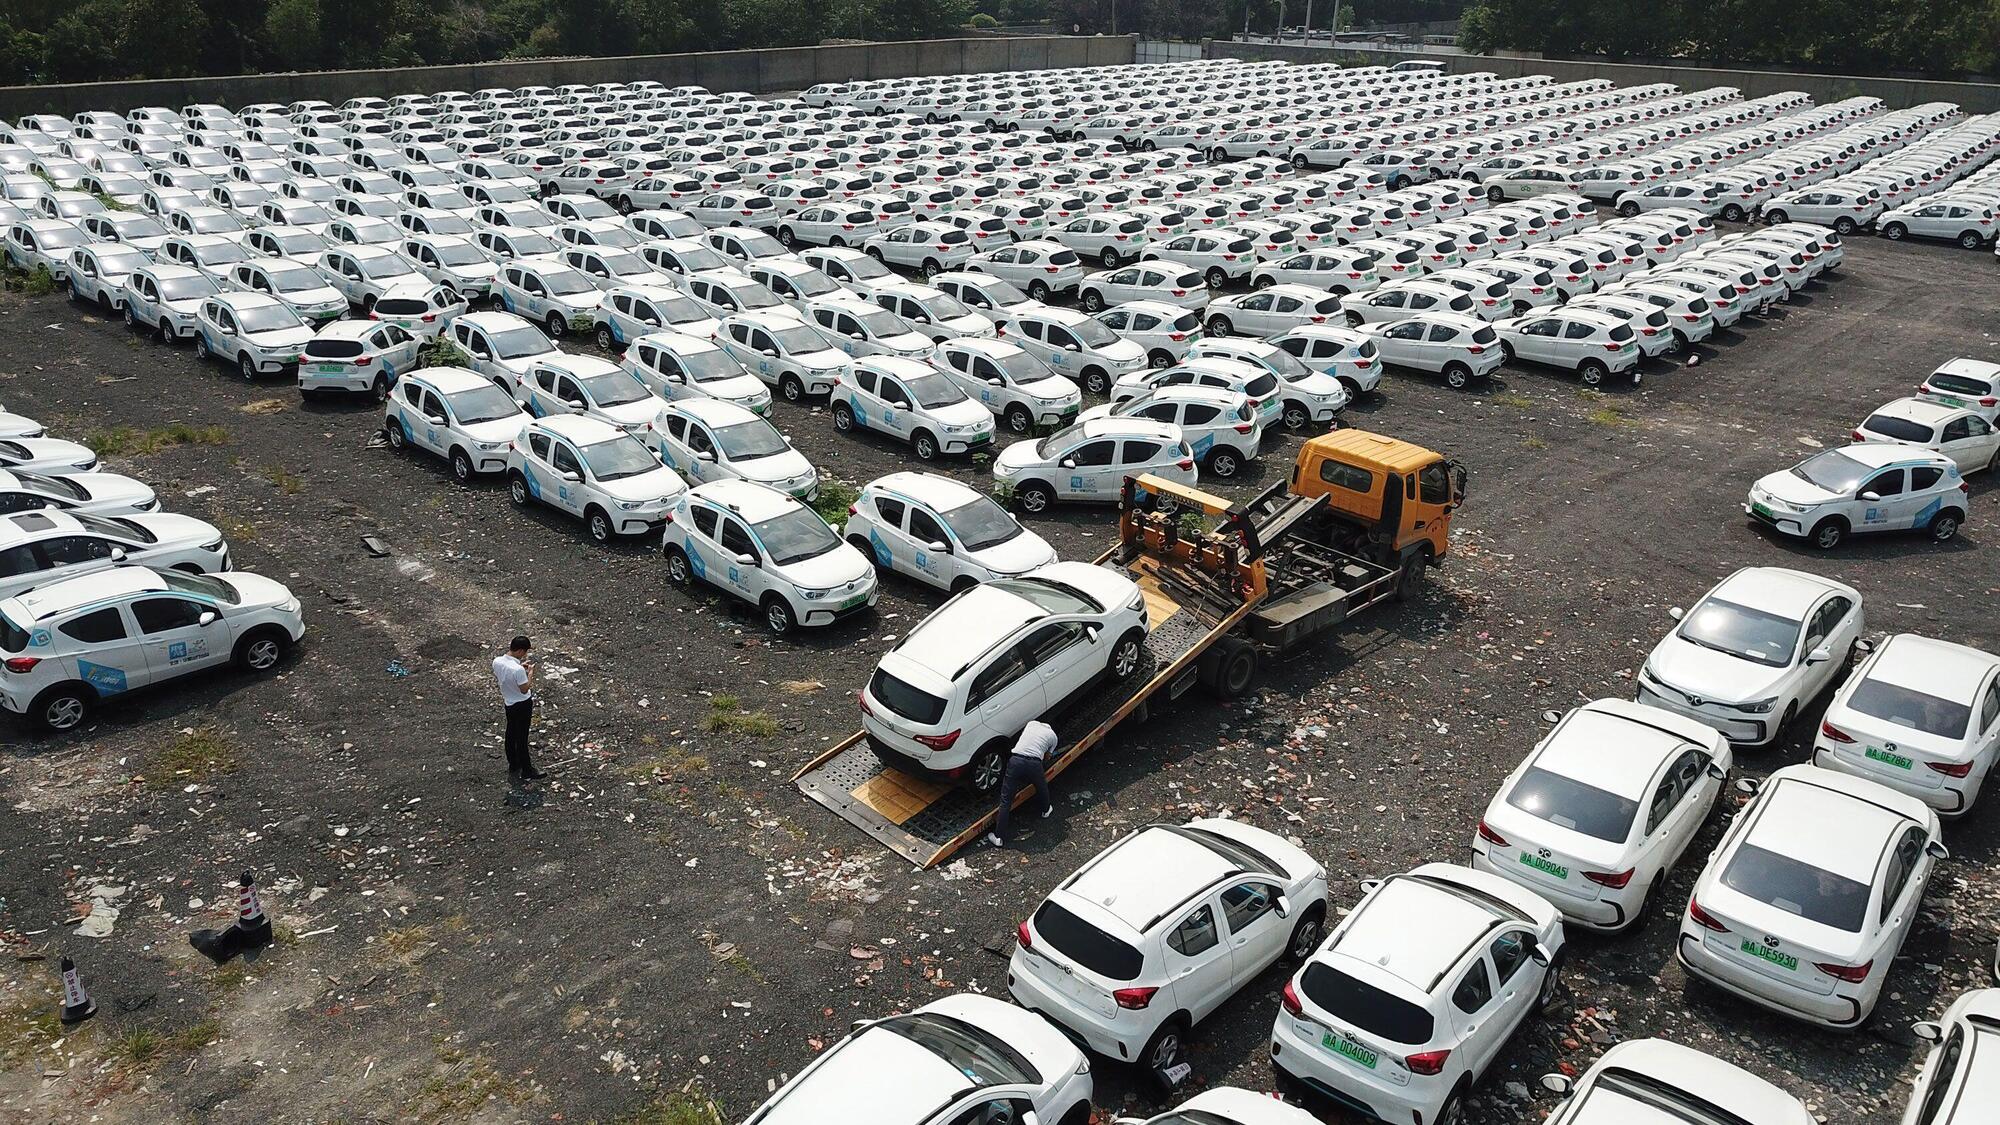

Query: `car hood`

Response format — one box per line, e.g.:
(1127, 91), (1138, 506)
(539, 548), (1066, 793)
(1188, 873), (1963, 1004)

(249, 325), (315, 349)
(131, 512), (223, 547)
(290, 285), (348, 307)
(931, 400), (993, 427)
(994, 437), (1047, 471)
(1751, 470), (1839, 507)
(463, 416), (524, 444)
(943, 312), (995, 334)
(881, 331), (934, 354)
(736, 447), (815, 485)
(774, 541), (873, 588)
(1647, 634), (1790, 704)
(798, 348), (850, 371)
(72, 472), (156, 508)
(965, 527), (1057, 575)
(596, 399), (658, 428)
(597, 466), (686, 503)
(216, 571), (295, 611)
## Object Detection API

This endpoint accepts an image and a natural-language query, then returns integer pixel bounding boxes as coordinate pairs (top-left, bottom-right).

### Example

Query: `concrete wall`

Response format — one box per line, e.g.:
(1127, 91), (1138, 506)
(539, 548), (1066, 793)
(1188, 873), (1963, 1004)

(1206, 40), (2000, 114)
(0, 36), (1139, 119)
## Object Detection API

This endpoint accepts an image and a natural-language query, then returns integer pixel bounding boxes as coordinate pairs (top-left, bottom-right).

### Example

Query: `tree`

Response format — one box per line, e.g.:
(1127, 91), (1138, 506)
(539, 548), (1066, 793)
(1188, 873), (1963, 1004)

(266, 0), (324, 70)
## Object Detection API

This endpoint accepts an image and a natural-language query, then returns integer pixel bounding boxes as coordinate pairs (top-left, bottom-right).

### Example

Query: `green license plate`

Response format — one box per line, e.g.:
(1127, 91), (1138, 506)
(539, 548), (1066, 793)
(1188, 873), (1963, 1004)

(1739, 939), (1798, 971)
(969, 432), (993, 445)
(1751, 502), (1776, 520)
(1865, 746), (1914, 770)
(316, 364), (345, 373)
(1321, 1032), (1378, 1070)
(1519, 852), (1568, 880)
(1934, 394), (1970, 408)
(839, 592), (868, 610)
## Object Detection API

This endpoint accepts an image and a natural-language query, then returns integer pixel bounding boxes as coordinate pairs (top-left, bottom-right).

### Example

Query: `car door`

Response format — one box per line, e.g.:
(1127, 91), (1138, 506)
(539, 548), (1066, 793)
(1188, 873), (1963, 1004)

(1513, 316), (1560, 364)
(968, 635), (1048, 738)
(130, 594), (232, 682)
(1877, 826), (1929, 956)
(545, 437), (589, 515)
(875, 373), (916, 439)
(1852, 467), (1917, 531)
(413, 386), (451, 454)
(679, 417), (722, 483)
(1161, 896), (1237, 1023)
(903, 503), (962, 587)
(1057, 438), (1117, 498)
(1019, 620), (1096, 707)
(1801, 593), (1859, 697)
(1481, 928), (1541, 1065)
(1939, 415), (1999, 472)
(1638, 748), (1710, 893)
(1376, 320), (1426, 366)
(715, 514), (767, 602)
(682, 503), (732, 589)
(932, 1094), (1039, 1125)
(56, 604), (154, 694)
(1218, 880), (1290, 984)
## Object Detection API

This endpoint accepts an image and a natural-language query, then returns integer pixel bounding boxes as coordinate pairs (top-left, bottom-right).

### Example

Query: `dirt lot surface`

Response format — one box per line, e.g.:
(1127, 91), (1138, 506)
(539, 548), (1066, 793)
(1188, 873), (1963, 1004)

(1, 229), (1997, 1125)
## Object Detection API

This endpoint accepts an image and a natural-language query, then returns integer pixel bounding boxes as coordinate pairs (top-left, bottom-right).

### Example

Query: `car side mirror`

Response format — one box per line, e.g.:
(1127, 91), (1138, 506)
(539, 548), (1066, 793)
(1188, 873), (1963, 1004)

(986, 377), (1005, 387)
(1018, 1113), (1039, 1125)
(735, 552), (758, 567)
(1926, 839), (1950, 861)
(1859, 490), (1881, 502)
(1855, 637), (1875, 654)
(1274, 894), (1292, 919)
(760, 348), (777, 357)
(696, 449), (717, 462)
(1059, 458), (1076, 469)
(1530, 941), (1553, 967)
(1540, 709), (1561, 723)
(1539, 1073), (1574, 1096)
(1912, 1020), (1943, 1043)
(560, 470), (581, 483)
(926, 540), (949, 554)
(472, 349), (490, 360)
(1807, 643), (1832, 665)
(1063, 342), (1080, 351)
(643, 318), (660, 327)
(848, 332), (864, 340)
(1733, 776), (1761, 796)
(425, 413), (446, 426)
(109, 547), (127, 562)
(1706, 761), (1727, 780)
(197, 610), (219, 626)
(1667, 605), (1683, 620)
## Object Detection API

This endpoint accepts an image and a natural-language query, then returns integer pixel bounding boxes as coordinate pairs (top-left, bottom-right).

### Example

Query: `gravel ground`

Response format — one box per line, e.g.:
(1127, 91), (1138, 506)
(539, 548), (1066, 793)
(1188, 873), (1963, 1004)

(0, 229), (1996, 1125)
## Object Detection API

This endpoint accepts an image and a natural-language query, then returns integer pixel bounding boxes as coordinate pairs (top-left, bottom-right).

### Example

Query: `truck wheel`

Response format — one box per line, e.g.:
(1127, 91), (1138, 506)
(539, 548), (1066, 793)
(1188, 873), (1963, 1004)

(1203, 637), (1257, 699)
(1394, 553), (1430, 601)
(1015, 481), (1054, 514)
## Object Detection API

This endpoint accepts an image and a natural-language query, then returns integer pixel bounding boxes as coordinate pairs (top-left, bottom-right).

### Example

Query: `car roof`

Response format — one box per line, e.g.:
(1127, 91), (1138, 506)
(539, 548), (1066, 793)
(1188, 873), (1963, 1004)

(1536, 700), (1713, 801)
(536, 352), (622, 377)
(1060, 824), (1245, 932)
(1331, 873), (1506, 992)
(1934, 357), (2000, 383)
(529, 413), (622, 442)
(688, 478), (795, 521)
(211, 290), (284, 310)
(314, 320), (379, 340)
(1870, 396), (1963, 425)
(409, 365), (488, 394)
(4, 566), (169, 620)
(1747, 768), (1913, 883)
(1824, 442), (1951, 470)
(1864, 633), (2000, 701)
(458, 309), (533, 330)
(1709, 566), (1848, 618)
(1586, 1039), (1806, 1124)
(1129, 384), (1242, 408)
(866, 471), (980, 511)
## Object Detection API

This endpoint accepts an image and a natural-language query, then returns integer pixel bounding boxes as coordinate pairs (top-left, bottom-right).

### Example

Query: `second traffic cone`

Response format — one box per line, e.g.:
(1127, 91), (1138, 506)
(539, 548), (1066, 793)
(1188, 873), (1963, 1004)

(58, 957), (96, 1025)
(233, 871), (273, 950)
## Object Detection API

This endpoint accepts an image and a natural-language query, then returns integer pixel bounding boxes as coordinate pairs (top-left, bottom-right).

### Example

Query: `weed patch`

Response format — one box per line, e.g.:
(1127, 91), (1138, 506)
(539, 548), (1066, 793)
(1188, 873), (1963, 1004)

(84, 423), (229, 457)
(147, 726), (242, 787)
(700, 696), (780, 738)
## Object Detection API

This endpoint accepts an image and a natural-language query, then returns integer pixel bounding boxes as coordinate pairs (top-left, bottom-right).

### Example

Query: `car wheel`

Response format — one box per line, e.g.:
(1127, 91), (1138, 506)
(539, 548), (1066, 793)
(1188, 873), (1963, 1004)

(1204, 267), (1226, 289)
(449, 448), (474, 482)
(1140, 1017), (1188, 1072)
(865, 246), (884, 262)
(1282, 401), (1312, 430)
(1766, 209), (1790, 225)
(1338, 376), (1363, 401)
(1080, 289), (1104, 312)
(1536, 947), (1567, 1012)
(1004, 404), (1033, 434)
(1099, 248), (1120, 268)
(586, 507), (613, 543)
(1286, 904), (1327, 960)
(1345, 311), (1364, 328)
(921, 258), (941, 278)
(761, 595), (796, 635)
(779, 374), (805, 403)
(234, 627), (289, 673)
(1669, 329), (1690, 353)
(1147, 349), (1174, 370)
(1578, 359), (1607, 386)
(1434, 1090), (1467, 1125)
(1016, 481), (1053, 514)
(594, 325), (615, 351)
(123, 305), (137, 329)
(1487, 185), (1506, 203)
(193, 335), (210, 361)
(1809, 517), (1846, 550)
(1777, 701), (1798, 741)
(616, 195), (633, 214)
(1028, 280), (1051, 301)
(966, 741), (1008, 795)
(545, 312), (567, 337)
(1722, 204), (1746, 223)
(1204, 448), (1241, 478)
(1883, 222), (1907, 240)
(1252, 275), (1275, 289)
(911, 430), (939, 461)
(1618, 201), (1640, 217)
(1107, 628), (1145, 680)
(1958, 230), (1983, 250)
(777, 226), (794, 248)
(1206, 315), (1232, 336)
(508, 471), (531, 507)
(156, 318), (175, 344)
(831, 401), (855, 431)
(1080, 367), (1109, 395)
(371, 375), (391, 403)
(238, 354), (257, 381)
(1834, 216), (1858, 235)
(1443, 362), (1471, 390)
(1928, 510), (1962, 542)
(67, 280), (82, 303)
(385, 420), (407, 450)
(30, 684), (91, 732)
(664, 545), (693, 587)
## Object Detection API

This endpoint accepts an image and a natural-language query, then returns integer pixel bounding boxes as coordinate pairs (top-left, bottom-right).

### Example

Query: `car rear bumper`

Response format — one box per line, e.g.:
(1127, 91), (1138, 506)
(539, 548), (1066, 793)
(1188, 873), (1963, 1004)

(1470, 848), (1626, 929)
(1269, 1018), (1429, 1123)
(1811, 744), (1974, 814)
(1006, 968), (1139, 1061)
(1675, 931), (1866, 1027)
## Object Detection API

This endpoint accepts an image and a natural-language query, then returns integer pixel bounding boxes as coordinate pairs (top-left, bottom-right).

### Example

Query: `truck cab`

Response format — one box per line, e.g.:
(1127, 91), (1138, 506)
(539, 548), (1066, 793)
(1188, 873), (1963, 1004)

(1290, 429), (1465, 593)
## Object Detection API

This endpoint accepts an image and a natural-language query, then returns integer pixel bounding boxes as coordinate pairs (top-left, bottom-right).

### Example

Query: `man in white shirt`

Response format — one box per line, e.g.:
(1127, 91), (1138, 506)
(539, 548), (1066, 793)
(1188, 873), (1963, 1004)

(985, 719), (1057, 848)
(492, 634), (544, 781)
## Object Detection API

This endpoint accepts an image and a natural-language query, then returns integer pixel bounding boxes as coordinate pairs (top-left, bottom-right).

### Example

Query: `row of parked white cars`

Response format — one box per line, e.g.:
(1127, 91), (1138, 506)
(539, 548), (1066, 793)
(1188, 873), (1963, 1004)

(0, 409), (305, 731)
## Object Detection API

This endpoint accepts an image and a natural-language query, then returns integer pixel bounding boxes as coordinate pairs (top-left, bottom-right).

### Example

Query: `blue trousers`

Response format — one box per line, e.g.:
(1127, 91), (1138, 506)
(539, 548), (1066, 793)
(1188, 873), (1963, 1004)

(993, 754), (1051, 842)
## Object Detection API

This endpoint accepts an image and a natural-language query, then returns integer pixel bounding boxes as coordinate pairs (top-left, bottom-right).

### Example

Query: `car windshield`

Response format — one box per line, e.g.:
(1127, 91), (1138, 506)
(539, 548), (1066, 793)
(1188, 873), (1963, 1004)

(15, 471), (86, 499)
(1789, 450), (1874, 493)
(752, 506), (839, 566)
(854, 308), (906, 336)
(772, 323), (831, 354)
(116, 216), (168, 237)
(872, 1012), (1034, 1086)
(1721, 842), (1870, 931)
(1031, 899), (1142, 980)
(544, 270), (595, 297)
(1928, 372), (1991, 396)
(735, 285), (781, 310)
(159, 275), (218, 300)
(95, 248), (147, 274)
(990, 574), (1101, 614)
(579, 434), (660, 481)
(434, 242), (487, 267)
(678, 247), (729, 271)
(869, 666), (945, 724)
(1071, 318), (1118, 348)
(847, 255), (891, 279)
(905, 373), (965, 409)
(1678, 597), (1800, 667)
(362, 255), (413, 279)
(713, 419), (789, 460)
(580, 370), (650, 407)
(71, 512), (149, 542)
(1506, 766), (1639, 842)
(941, 494), (1020, 551)
(161, 568), (241, 604)
(189, 212), (241, 233)
(1299, 961), (1436, 1044)
(1846, 675), (1972, 738)
(268, 266), (325, 293)
(489, 324), (553, 359)
(444, 384), (520, 425)
(239, 304), (302, 333)
(507, 232), (558, 256)
(923, 291), (972, 319)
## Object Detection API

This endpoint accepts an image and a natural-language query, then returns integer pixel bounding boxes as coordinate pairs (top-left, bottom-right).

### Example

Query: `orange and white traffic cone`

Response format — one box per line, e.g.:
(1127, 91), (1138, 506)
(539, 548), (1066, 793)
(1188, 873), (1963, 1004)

(233, 871), (273, 950)
(58, 956), (96, 1025)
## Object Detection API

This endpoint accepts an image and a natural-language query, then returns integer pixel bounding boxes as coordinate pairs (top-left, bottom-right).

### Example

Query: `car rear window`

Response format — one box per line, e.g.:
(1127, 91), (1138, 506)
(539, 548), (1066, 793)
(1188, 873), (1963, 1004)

(304, 338), (365, 358)
(1506, 766), (1637, 842)
(1721, 842), (1869, 931)
(1244, 372), (1279, 398)
(374, 298), (427, 316)
(869, 667), (945, 725)
(1928, 372), (1992, 396)
(0, 612), (28, 653)
(1300, 962), (1435, 1043)
(1847, 676), (1971, 738)
(1863, 413), (1935, 443)
(1032, 899), (1142, 980)
(1608, 325), (1634, 341)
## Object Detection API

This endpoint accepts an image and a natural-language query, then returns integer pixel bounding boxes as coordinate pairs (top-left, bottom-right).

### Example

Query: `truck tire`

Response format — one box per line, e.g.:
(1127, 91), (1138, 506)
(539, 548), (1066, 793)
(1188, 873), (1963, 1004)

(1394, 551), (1431, 601)
(1201, 636), (1257, 699)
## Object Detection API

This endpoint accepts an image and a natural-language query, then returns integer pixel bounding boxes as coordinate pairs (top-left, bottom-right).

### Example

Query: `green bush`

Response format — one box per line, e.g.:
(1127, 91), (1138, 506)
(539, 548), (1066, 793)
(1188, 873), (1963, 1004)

(969, 12), (999, 27)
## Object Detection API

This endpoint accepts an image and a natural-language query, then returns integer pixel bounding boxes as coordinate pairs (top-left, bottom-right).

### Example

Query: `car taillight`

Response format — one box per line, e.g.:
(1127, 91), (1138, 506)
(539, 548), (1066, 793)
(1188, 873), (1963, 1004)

(1928, 759), (1974, 777)
(1176, 458), (1193, 470)
(1280, 979), (1303, 1016)
(1603, 342), (1622, 351)
(1851, 429), (1865, 441)
(3, 656), (40, 673)
(1113, 987), (1158, 1010)
(856, 690), (874, 718)
(1687, 897), (1729, 932)
(1583, 867), (1635, 889)
(1814, 959), (1873, 983)
(1016, 921), (1032, 948)
(1167, 332), (1186, 341)
(915, 729), (960, 752)
(1819, 720), (1855, 743)
(1983, 397), (1998, 407)
(1405, 1049), (1450, 1075)
(1044, 265), (1059, 273)
(1476, 819), (1509, 847)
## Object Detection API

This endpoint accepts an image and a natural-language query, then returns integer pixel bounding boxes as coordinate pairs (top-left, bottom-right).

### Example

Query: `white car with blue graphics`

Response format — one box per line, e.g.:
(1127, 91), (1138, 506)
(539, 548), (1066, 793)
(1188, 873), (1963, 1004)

(933, 337), (1080, 437)
(1003, 305), (1150, 397)
(830, 355), (996, 461)
(191, 292), (315, 381)
(869, 280), (996, 342)
(1747, 444), (1969, 550)
(650, 398), (818, 500)
(596, 284), (719, 352)
(223, 257), (351, 324)
(806, 294), (935, 360)
(622, 331), (772, 416)
(505, 414), (687, 543)
(444, 311), (562, 391)
(1081, 385), (1262, 479)
(0, 566), (303, 732)
(119, 263), (218, 341)
(843, 471), (1056, 594)
(661, 478), (878, 635)
(492, 258), (605, 338)
(992, 417), (1197, 514)
(513, 354), (659, 434)
(382, 366), (529, 483)
(298, 318), (420, 399)
(715, 310), (851, 404)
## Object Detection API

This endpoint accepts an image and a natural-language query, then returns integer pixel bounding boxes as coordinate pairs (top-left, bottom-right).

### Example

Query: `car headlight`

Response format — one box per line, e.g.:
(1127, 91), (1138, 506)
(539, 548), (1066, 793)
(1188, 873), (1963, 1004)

(201, 539), (226, 553)
(617, 500), (647, 510)
(476, 440), (506, 451)
(798, 587), (831, 600)
(1734, 697), (1780, 714)
(279, 597), (300, 614)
